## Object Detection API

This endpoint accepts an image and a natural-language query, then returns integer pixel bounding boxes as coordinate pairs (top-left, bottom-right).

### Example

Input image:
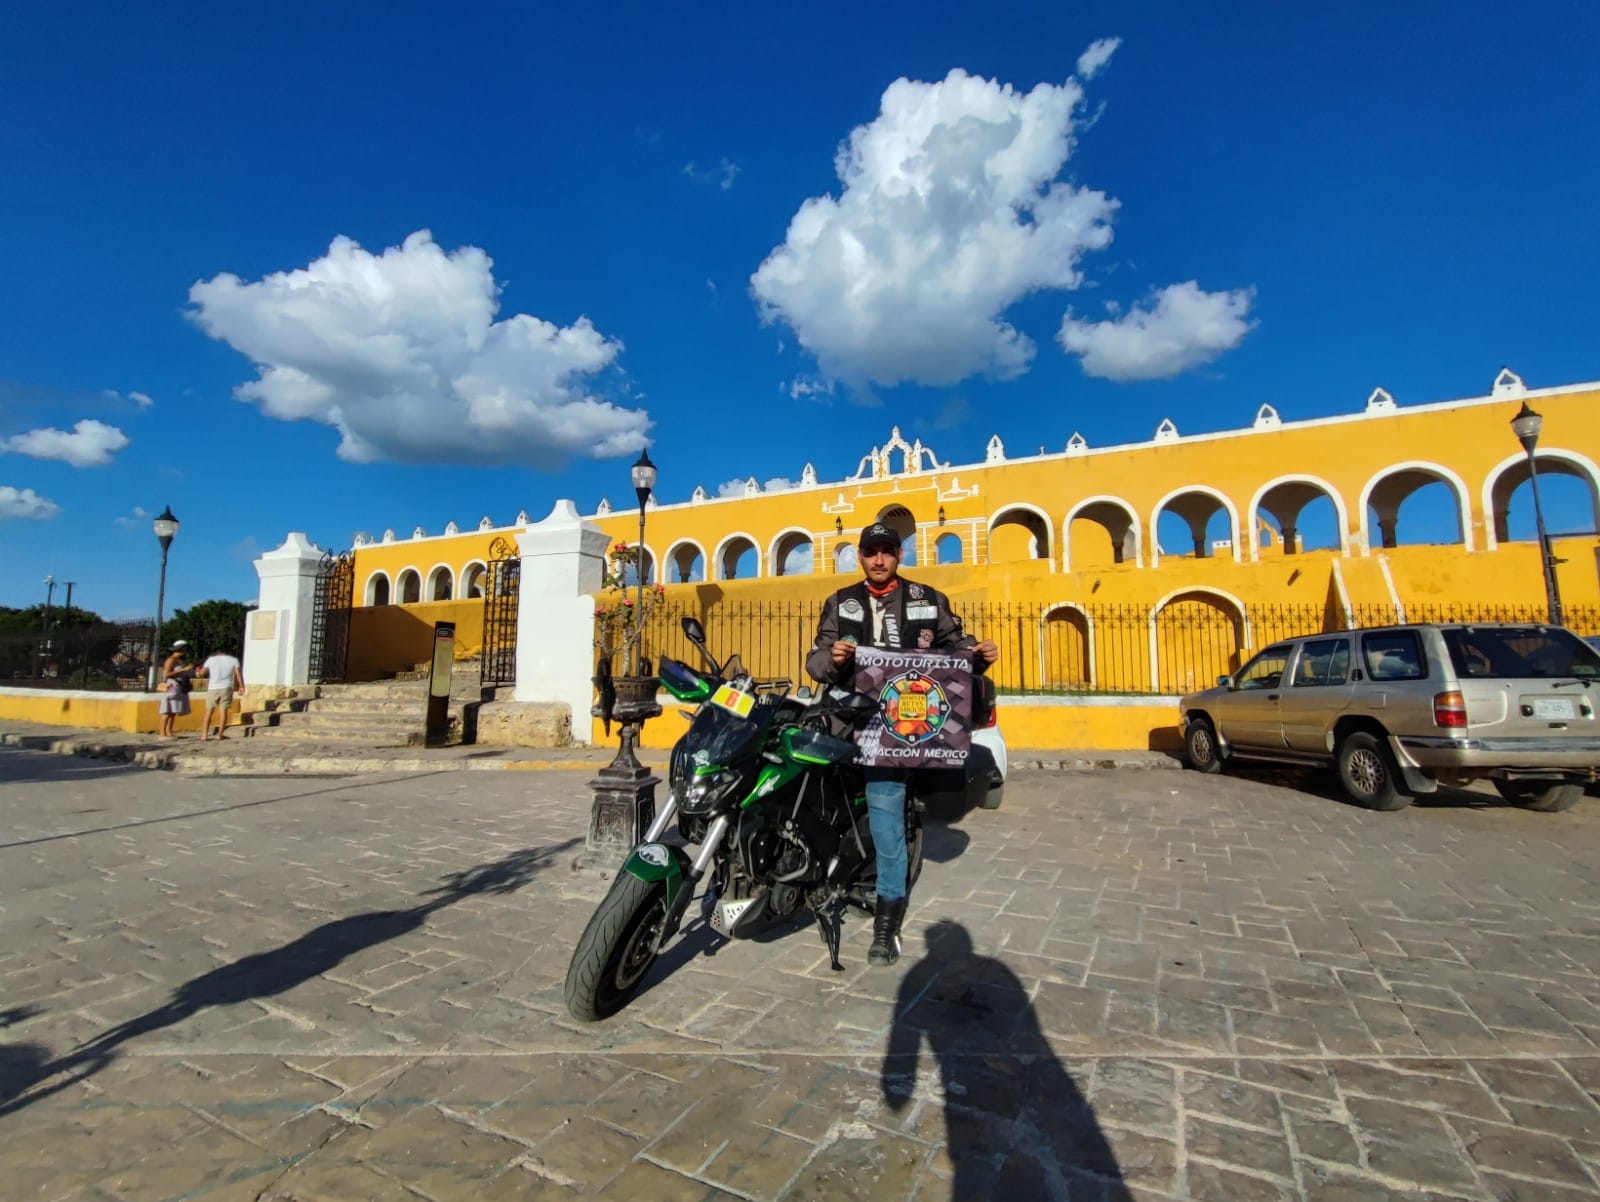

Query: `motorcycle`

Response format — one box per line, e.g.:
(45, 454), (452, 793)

(563, 617), (924, 1021)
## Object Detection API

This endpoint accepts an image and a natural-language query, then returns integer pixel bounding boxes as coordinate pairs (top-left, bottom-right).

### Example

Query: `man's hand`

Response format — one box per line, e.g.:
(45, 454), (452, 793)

(830, 637), (857, 666)
(973, 639), (999, 665)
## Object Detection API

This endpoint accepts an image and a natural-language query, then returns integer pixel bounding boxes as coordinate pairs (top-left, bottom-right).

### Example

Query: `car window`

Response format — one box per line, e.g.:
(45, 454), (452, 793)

(1362, 631), (1426, 681)
(1236, 646), (1291, 690)
(1293, 638), (1350, 687)
(1443, 627), (1600, 680)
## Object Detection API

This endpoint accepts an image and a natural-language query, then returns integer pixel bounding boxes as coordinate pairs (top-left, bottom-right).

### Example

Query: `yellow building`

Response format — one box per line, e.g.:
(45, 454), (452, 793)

(339, 369), (1599, 747)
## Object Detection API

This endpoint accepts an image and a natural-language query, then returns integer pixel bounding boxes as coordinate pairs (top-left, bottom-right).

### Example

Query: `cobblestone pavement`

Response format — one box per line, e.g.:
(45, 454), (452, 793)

(1, 749), (1598, 1201)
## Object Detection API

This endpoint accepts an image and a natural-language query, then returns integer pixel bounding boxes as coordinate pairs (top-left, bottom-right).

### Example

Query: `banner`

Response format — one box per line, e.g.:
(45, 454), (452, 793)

(851, 646), (972, 768)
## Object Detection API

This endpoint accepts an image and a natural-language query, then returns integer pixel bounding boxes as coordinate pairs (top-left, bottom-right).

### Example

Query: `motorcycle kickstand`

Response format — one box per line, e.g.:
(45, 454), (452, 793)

(813, 897), (845, 972)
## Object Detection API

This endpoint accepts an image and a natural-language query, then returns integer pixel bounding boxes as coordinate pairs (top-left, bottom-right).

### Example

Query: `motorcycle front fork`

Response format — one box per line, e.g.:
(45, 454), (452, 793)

(642, 793), (730, 952)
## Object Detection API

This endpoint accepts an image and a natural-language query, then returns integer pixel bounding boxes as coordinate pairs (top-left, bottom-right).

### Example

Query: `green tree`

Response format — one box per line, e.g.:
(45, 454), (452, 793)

(160, 600), (251, 661)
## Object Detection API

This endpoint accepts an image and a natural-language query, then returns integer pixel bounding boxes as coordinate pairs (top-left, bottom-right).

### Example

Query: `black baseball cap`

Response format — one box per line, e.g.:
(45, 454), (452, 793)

(858, 522), (902, 552)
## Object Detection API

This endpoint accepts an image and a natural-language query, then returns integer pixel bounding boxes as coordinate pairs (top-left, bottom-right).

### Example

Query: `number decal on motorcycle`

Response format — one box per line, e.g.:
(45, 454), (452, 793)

(711, 684), (755, 719)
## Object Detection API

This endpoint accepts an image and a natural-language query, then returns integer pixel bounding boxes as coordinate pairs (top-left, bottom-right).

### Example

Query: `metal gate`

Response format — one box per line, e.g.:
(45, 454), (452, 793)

(481, 538), (519, 687)
(309, 550), (354, 684)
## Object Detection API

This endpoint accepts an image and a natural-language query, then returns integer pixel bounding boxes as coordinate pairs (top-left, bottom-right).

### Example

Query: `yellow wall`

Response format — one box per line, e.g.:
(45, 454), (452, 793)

(595, 698), (1180, 752)
(0, 687), (206, 735)
(345, 599), (485, 681)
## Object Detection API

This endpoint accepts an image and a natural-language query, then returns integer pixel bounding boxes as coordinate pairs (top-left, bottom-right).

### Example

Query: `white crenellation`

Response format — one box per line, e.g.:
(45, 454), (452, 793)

(1253, 404), (1281, 429)
(1492, 368), (1526, 397)
(1066, 432), (1088, 454)
(1365, 387), (1396, 413)
(1154, 418), (1179, 443)
(985, 434), (1006, 463)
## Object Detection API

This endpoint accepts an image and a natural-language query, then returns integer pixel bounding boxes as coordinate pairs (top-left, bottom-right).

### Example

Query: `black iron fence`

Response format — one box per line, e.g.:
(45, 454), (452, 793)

(604, 598), (1600, 698)
(0, 621), (158, 689)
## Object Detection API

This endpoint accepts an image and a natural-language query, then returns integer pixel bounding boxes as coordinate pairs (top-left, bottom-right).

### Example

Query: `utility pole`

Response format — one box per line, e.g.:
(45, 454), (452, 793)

(62, 582), (76, 684)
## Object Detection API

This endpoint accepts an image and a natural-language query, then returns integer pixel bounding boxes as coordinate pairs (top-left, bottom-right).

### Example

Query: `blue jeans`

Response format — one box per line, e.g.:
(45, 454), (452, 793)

(864, 768), (909, 901)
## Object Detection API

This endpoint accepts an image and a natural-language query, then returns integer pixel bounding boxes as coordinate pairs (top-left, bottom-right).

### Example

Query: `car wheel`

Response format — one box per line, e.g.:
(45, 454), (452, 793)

(1337, 732), (1410, 811)
(1492, 779), (1583, 813)
(1184, 718), (1223, 774)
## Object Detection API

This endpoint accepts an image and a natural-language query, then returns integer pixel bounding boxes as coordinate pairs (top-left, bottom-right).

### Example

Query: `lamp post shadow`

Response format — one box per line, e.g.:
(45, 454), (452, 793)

(882, 920), (1130, 1200)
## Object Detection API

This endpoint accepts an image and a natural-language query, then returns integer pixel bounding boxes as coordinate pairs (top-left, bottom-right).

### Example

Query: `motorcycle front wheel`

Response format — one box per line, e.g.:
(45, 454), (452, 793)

(564, 873), (669, 1021)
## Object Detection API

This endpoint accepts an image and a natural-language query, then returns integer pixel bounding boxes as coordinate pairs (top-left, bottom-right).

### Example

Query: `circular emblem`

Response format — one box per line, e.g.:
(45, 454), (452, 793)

(878, 671), (950, 746)
(637, 843), (670, 868)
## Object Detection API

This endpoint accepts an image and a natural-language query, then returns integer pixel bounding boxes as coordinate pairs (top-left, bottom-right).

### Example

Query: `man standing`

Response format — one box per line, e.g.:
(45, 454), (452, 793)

(197, 647), (244, 742)
(805, 522), (998, 966)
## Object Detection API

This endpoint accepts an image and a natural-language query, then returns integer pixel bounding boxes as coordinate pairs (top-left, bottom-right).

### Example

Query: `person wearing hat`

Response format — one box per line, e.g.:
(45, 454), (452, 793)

(157, 641), (195, 737)
(805, 521), (998, 966)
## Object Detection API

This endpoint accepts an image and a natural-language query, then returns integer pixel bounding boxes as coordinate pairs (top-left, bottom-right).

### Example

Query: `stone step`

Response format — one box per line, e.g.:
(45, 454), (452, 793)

(305, 696), (431, 716)
(247, 727), (424, 746)
(263, 715), (424, 741)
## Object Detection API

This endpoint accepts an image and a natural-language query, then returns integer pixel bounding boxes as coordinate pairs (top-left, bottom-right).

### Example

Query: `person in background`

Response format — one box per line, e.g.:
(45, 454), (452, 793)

(196, 647), (244, 742)
(157, 640), (194, 738)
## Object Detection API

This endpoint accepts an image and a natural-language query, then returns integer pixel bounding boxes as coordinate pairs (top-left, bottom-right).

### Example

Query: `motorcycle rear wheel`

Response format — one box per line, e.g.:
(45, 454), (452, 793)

(564, 873), (669, 1021)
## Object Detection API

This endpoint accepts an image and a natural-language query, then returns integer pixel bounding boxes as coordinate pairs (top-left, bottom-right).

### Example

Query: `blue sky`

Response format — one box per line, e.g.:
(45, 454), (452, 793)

(2, 2), (1597, 616)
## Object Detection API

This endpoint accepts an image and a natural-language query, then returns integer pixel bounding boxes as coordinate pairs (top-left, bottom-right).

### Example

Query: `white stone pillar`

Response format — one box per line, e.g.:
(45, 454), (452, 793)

(245, 533), (325, 688)
(514, 500), (610, 742)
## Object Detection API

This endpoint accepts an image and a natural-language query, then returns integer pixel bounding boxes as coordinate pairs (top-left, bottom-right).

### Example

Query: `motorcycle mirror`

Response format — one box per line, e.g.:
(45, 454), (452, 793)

(680, 616), (719, 675)
(796, 685), (813, 700)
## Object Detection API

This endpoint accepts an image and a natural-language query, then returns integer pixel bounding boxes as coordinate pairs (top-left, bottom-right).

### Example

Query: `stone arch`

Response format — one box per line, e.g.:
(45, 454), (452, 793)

(1481, 448), (1600, 549)
(1357, 461), (1475, 553)
(364, 571), (391, 607)
(1040, 603), (1094, 688)
(934, 532), (964, 565)
(1245, 474), (1351, 560)
(987, 502), (1054, 566)
(875, 504), (919, 567)
(1150, 486), (1242, 566)
(665, 539), (707, 584)
(1150, 586), (1250, 694)
(713, 532), (760, 580)
(425, 563), (454, 601)
(1063, 495), (1142, 571)
(461, 561), (487, 600)
(620, 543), (657, 587)
(769, 527), (815, 577)
(396, 568), (422, 605)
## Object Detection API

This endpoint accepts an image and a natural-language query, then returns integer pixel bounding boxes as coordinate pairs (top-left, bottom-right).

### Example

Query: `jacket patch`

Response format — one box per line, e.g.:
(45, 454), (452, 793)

(839, 599), (865, 621)
(907, 583), (926, 600)
(906, 604), (938, 620)
(917, 628), (934, 648)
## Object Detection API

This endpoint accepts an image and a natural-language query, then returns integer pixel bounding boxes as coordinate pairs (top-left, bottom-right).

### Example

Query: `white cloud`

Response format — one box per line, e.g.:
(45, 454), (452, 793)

(751, 64), (1119, 389)
(782, 543), (814, 575)
(130, 391), (154, 409)
(114, 505), (151, 528)
(0, 486), (59, 519)
(683, 158), (741, 190)
(717, 477), (756, 498)
(187, 230), (648, 467)
(762, 476), (798, 492)
(1077, 37), (1121, 80)
(787, 375), (836, 401)
(1058, 281), (1256, 380)
(4, 419), (129, 467)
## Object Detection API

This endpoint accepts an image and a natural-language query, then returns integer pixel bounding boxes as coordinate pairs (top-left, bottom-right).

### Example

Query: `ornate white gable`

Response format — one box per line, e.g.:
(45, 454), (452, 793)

(985, 435), (1006, 464)
(1365, 387), (1396, 413)
(1066, 432), (1088, 454)
(1253, 404), (1281, 430)
(411, 526), (426, 539)
(1154, 418), (1179, 443)
(1492, 368), (1526, 397)
(692, 485), (707, 503)
(443, 520), (459, 536)
(382, 528), (396, 543)
(596, 498), (612, 515)
(478, 515), (494, 531)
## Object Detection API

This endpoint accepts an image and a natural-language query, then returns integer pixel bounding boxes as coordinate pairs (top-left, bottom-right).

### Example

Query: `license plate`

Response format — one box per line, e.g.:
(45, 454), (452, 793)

(710, 684), (755, 719)
(1531, 697), (1576, 720)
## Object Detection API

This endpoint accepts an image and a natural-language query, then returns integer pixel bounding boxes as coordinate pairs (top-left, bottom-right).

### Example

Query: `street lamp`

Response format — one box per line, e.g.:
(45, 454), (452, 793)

(629, 449), (657, 676)
(33, 575), (56, 679)
(1509, 403), (1564, 626)
(147, 506), (180, 689)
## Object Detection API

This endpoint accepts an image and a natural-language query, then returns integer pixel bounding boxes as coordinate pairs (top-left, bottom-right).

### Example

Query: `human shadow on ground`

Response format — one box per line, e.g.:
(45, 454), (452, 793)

(0, 839), (578, 1117)
(882, 921), (1130, 1200)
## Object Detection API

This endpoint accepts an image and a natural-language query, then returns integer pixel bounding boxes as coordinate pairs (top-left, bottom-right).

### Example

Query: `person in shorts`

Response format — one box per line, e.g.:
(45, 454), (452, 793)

(158, 640), (194, 737)
(197, 647), (244, 741)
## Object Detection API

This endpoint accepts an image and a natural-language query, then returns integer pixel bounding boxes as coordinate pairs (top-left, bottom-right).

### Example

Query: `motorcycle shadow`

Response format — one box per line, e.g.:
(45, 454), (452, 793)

(921, 821), (971, 864)
(629, 900), (837, 1006)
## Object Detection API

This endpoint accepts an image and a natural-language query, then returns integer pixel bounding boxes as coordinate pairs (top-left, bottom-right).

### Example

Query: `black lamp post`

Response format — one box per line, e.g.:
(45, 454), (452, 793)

(629, 449), (657, 676)
(33, 575), (56, 679)
(147, 506), (180, 689)
(1509, 403), (1564, 626)
(584, 451), (661, 868)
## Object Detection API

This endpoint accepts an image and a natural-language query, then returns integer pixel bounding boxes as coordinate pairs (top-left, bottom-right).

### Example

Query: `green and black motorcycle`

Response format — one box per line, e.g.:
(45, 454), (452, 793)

(563, 618), (923, 1021)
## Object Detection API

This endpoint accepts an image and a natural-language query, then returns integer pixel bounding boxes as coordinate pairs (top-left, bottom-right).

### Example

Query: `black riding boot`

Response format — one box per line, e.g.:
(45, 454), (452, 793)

(868, 896), (908, 967)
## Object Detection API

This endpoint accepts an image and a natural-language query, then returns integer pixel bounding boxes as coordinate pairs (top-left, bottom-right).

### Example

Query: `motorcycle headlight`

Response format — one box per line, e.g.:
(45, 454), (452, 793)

(680, 770), (745, 815)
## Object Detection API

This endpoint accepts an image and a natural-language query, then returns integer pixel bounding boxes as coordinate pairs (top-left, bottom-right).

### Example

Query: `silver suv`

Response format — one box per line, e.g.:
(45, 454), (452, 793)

(1179, 624), (1600, 812)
